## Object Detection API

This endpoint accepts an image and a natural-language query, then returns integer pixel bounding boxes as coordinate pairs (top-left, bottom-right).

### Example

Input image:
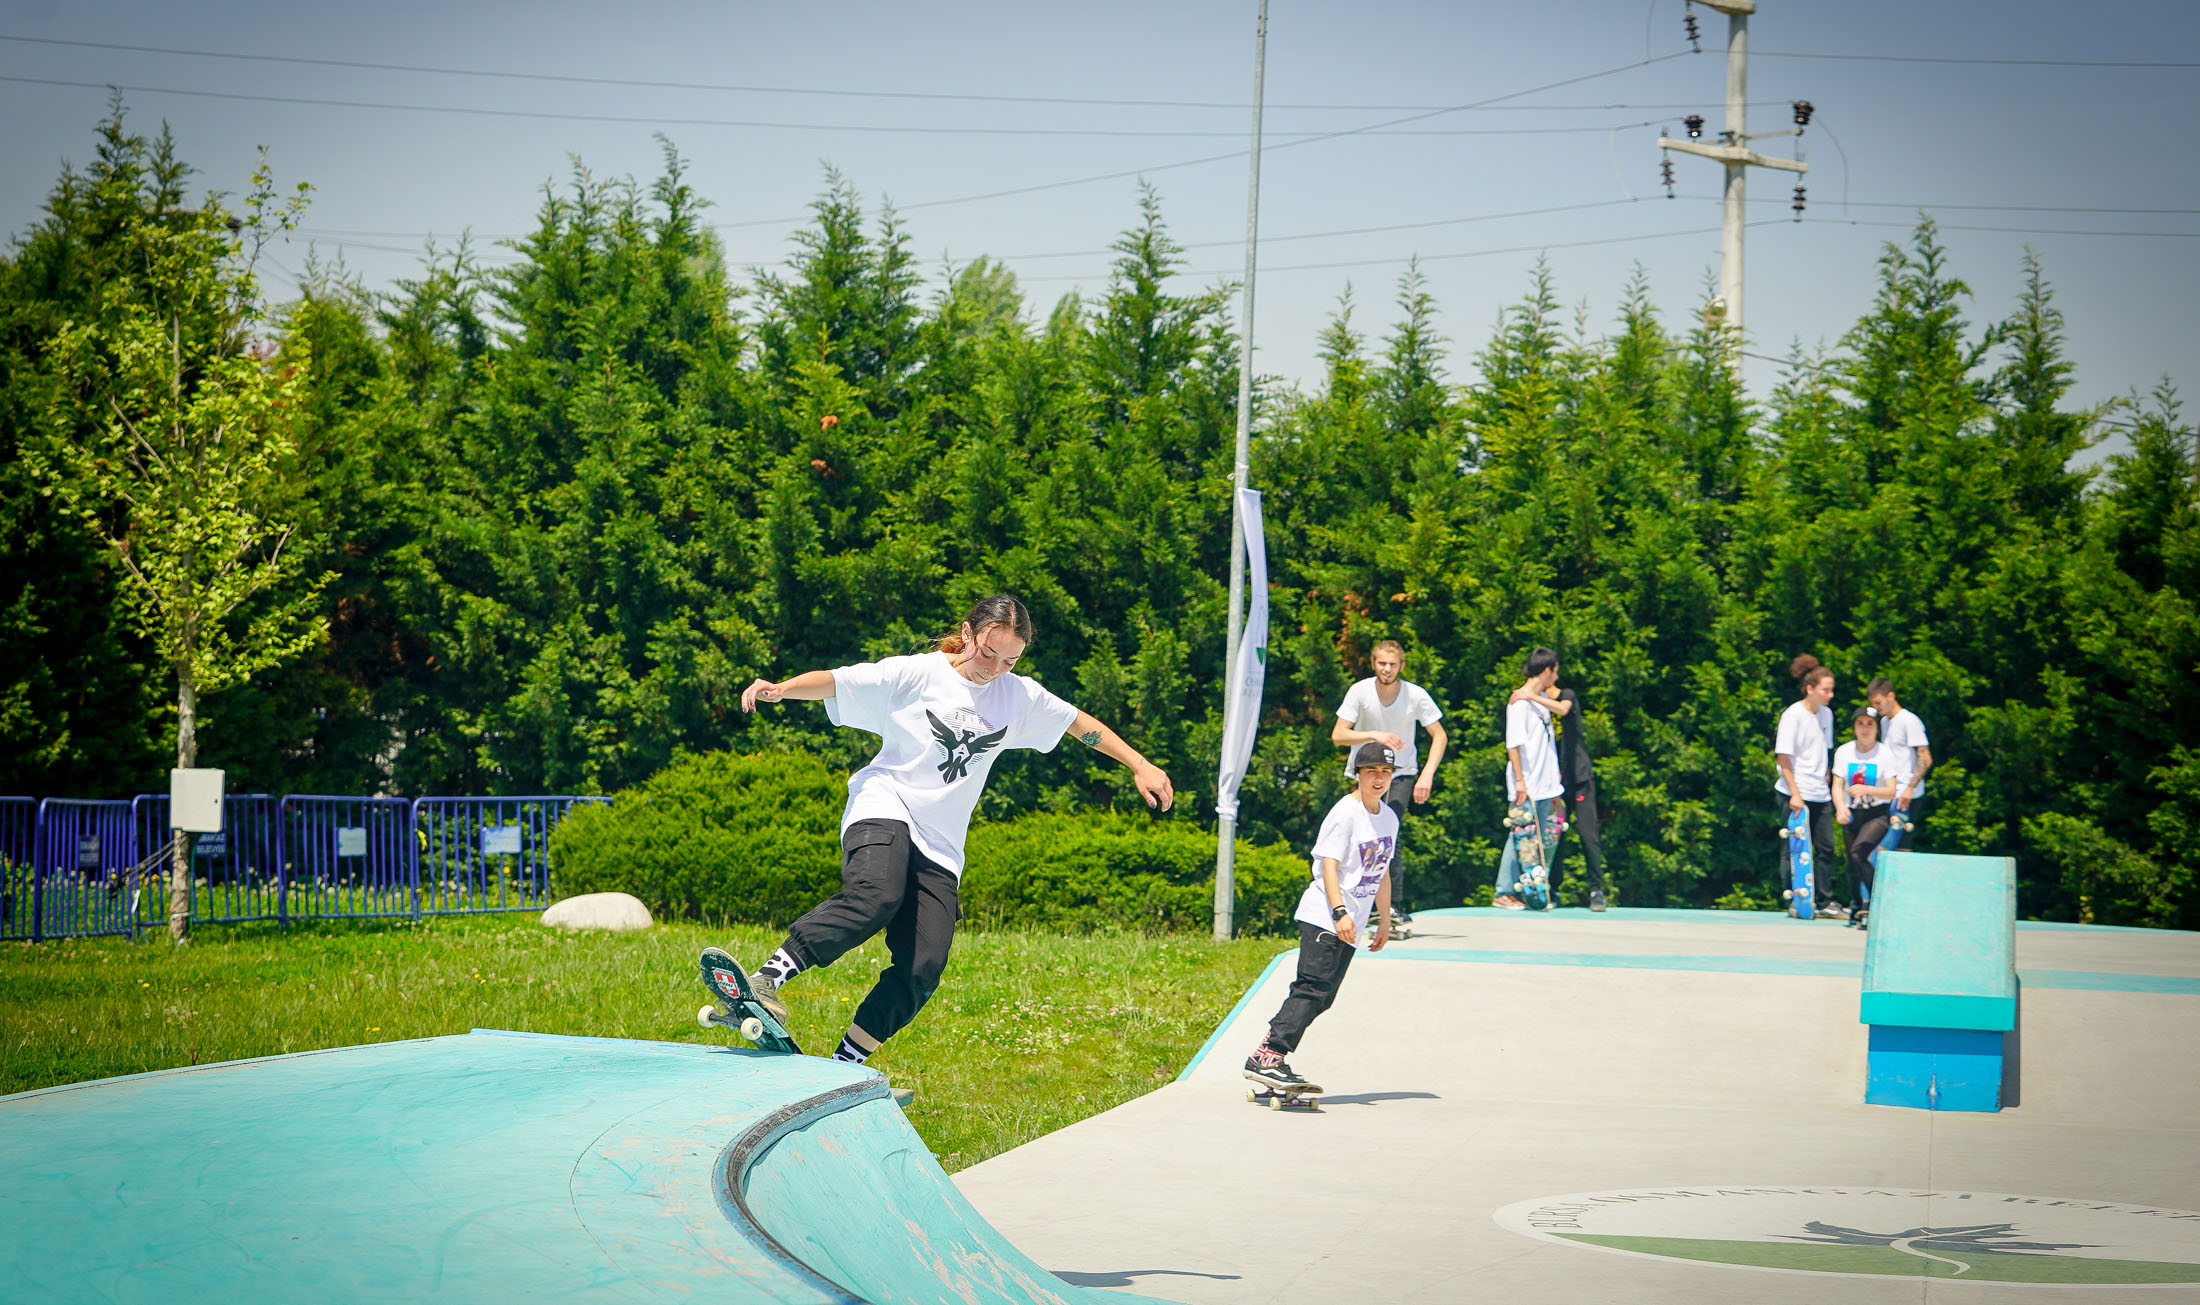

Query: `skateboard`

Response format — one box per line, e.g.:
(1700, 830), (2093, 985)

(1388, 911), (1413, 941)
(1780, 808), (1815, 920)
(697, 946), (803, 1055)
(1246, 1082), (1323, 1111)
(1507, 801), (1553, 910)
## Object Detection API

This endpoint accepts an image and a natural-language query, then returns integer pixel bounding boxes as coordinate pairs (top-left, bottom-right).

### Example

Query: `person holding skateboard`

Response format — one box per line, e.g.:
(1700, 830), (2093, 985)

(729, 594), (1175, 1067)
(1495, 647), (1567, 911)
(1243, 740), (1398, 1099)
(1832, 705), (1901, 928)
(1329, 639), (1447, 933)
(1511, 681), (1606, 911)
(1774, 655), (1843, 918)
(1865, 677), (1933, 840)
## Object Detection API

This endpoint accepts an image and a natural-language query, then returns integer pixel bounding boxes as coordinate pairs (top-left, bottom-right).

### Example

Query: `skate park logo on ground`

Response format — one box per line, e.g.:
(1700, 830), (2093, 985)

(1494, 1187), (2200, 1285)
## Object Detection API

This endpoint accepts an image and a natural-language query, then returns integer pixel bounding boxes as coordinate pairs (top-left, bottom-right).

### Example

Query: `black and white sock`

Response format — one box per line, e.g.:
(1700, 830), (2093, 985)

(758, 947), (802, 985)
(830, 1033), (871, 1065)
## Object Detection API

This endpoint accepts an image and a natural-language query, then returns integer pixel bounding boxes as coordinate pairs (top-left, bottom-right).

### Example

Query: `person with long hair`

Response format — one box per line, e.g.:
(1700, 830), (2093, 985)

(729, 594), (1174, 1066)
(1832, 705), (1901, 927)
(1773, 654), (1844, 917)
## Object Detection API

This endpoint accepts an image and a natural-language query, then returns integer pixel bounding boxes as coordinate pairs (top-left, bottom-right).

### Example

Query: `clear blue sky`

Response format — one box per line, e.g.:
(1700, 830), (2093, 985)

(4, 0), (2195, 444)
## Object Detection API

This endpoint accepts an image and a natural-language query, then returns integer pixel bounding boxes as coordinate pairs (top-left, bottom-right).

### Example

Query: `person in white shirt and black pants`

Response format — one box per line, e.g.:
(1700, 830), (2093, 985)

(735, 594), (1175, 1066)
(1865, 676), (1933, 840)
(1773, 654), (1844, 918)
(1244, 741), (1398, 1094)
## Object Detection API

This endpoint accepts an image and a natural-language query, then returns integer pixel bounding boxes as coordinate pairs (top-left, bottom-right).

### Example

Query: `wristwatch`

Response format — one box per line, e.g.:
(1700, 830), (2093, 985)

(1330, 905), (1349, 921)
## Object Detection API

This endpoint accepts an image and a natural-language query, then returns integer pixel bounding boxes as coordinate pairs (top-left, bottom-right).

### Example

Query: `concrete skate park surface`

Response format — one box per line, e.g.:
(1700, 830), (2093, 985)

(0, 1029), (1178, 1305)
(954, 908), (2200, 1303)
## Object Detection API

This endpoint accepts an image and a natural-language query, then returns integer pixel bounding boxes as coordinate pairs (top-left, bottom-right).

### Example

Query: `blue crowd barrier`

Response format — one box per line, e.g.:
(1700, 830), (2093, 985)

(284, 796), (417, 921)
(4, 792), (606, 939)
(0, 797), (36, 941)
(413, 796), (607, 916)
(29, 799), (140, 942)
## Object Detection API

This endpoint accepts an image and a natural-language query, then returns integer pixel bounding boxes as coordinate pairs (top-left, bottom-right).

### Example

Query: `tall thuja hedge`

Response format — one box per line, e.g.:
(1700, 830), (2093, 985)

(9, 116), (2194, 925)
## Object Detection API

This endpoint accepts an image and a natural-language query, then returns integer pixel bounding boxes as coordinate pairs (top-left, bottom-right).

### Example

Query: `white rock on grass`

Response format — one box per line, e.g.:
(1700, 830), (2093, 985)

(541, 892), (654, 932)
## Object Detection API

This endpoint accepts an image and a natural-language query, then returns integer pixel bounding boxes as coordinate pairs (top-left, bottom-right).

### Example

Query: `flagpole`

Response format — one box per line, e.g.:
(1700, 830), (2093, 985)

(1215, 0), (1268, 941)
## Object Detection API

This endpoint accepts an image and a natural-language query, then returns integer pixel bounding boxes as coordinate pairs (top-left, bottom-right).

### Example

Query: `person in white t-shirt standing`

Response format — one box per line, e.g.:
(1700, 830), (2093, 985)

(1773, 654), (1844, 918)
(735, 594), (1175, 1066)
(1865, 676), (1933, 839)
(1329, 640), (1447, 929)
(1243, 741), (1398, 1095)
(1495, 647), (1568, 911)
(1832, 706), (1902, 928)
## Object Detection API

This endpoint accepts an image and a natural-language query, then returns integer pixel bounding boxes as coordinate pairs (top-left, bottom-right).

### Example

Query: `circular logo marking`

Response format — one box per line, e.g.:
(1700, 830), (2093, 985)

(1495, 1188), (2200, 1286)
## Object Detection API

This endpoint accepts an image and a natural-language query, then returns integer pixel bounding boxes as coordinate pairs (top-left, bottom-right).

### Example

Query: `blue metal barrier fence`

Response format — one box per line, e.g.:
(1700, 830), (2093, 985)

(0, 792), (606, 940)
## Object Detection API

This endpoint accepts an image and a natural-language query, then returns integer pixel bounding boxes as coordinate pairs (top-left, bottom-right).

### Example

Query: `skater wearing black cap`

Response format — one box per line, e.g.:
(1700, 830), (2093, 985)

(1244, 741), (1398, 1096)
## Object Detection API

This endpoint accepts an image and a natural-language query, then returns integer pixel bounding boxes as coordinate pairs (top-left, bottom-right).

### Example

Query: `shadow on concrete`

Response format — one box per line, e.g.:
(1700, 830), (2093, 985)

(1053, 1269), (1242, 1287)
(1318, 1090), (1441, 1106)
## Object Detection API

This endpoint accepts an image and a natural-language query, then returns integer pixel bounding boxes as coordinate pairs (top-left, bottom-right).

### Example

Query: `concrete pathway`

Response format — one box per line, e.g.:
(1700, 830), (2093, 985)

(954, 908), (2200, 1303)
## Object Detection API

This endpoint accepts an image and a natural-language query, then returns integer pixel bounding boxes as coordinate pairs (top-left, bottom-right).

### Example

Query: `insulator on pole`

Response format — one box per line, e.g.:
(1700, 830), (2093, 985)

(1684, 113), (1704, 140)
(1792, 100), (1815, 128)
(1684, 6), (1702, 53)
(1660, 155), (1676, 198)
(1792, 184), (1808, 220)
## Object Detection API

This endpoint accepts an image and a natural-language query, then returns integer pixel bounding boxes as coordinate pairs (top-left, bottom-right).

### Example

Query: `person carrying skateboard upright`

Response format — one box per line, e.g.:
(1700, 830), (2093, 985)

(1244, 741), (1398, 1095)
(1774, 654), (1844, 918)
(1865, 676), (1933, 841)
(733, 594), (1174, 1067)
(1329, 639), (1447, 934)
(1510, 680), (1606, 911)
(1495, 647), (1567, 911)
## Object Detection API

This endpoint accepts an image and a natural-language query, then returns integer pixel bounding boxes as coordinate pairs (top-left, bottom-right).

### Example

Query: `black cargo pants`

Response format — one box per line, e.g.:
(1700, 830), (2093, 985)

(781, 818), (960, 1046)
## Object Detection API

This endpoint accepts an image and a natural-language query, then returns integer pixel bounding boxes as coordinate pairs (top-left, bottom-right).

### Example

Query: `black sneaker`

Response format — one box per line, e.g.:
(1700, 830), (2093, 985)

(1243, 1047), (1306, 1091)
(1589, 890), (1607, 912)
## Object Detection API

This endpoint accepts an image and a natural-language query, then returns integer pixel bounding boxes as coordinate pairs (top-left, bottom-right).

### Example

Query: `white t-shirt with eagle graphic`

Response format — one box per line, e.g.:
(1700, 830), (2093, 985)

(1294, 791), (1399, 938)
(825, 651), (1080, 877)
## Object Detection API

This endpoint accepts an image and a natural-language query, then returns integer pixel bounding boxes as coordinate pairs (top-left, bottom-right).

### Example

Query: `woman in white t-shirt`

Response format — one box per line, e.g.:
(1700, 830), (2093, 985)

(1832, 706), (1903, 922)
(1773, 653), (1842, 916)
(728, 595), (1175, 1066)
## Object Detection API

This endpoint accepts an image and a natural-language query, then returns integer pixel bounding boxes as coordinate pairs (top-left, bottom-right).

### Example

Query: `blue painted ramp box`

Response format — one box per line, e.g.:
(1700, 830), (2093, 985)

(1859, 851), (2017, 1112)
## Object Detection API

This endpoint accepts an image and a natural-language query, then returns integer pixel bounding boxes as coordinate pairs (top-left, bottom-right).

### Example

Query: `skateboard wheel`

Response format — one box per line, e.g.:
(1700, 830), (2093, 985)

(1268, 1094), (1282, 1110)
(697, 1004), (717, 1029)
(1248, 1089), (1258, 1103)
(740, 1016), (765, 1041)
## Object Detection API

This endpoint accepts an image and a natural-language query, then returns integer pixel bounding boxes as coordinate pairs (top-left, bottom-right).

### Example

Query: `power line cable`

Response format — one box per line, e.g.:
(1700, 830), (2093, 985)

(0, 74), (1663, 138)
(1754, 49), (2200, 69)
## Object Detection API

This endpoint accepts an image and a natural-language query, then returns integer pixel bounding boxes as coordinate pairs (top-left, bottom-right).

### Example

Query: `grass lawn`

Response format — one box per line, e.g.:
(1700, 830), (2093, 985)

(0, 914), (1287, 1172)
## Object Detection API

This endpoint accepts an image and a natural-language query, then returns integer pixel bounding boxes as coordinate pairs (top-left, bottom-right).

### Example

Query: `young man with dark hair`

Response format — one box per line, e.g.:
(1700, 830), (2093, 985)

(1330, 638), (1447, 931)
(1511, 680), (1606, 910)
(1495, 647), (1567, 911)
(1865, 677), (1932, 839)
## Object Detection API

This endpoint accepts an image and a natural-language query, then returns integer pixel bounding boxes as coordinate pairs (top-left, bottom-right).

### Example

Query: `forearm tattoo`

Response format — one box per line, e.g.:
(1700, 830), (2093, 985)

(1078, 730), (1102, 748)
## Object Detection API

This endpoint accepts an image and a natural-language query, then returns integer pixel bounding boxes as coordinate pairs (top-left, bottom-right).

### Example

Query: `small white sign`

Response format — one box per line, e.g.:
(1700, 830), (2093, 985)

(336, 827), (367, 858)
(481, 825), (522, 856)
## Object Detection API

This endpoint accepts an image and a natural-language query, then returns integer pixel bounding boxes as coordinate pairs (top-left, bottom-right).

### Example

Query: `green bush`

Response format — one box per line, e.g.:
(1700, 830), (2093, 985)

(550, 751), (1314, 935)
(962, 811), (1310, 936)
(548, 751), (848, 926)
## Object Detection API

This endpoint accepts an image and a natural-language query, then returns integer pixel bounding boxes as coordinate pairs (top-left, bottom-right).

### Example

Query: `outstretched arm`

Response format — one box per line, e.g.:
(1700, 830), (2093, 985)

(1069, 708), (1175, 811)
(741, 670), (837, 712)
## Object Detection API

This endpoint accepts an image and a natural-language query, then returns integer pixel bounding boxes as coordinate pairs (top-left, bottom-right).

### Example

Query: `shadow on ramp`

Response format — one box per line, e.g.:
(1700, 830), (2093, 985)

(1054, 1269), (1243, 1287)
(1315, 1090), (1442, 1106)
(0, 1029), (1185, 1305)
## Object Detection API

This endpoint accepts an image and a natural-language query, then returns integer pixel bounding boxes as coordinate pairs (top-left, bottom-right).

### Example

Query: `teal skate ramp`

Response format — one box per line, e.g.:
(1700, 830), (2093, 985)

(0, 1029), (1180, 1304)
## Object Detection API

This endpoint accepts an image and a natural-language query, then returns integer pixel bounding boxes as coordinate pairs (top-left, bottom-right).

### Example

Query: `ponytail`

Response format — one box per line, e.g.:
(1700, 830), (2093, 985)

(936, 594), (1035, 654)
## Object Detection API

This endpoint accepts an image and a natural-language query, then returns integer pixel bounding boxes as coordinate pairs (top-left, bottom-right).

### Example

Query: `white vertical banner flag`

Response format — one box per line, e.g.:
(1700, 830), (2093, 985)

(1216, 487), (1268, 821)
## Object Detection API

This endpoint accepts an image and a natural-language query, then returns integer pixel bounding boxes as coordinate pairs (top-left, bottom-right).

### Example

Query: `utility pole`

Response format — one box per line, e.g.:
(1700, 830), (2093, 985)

(1656, 0), (1807, 339)
(1215, 0), (1268, 941)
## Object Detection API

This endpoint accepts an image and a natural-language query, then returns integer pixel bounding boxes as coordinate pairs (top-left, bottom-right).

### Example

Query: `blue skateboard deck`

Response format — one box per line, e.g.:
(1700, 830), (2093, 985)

(697, 946), (803, 1055)
(1782, 808), (1815, 919)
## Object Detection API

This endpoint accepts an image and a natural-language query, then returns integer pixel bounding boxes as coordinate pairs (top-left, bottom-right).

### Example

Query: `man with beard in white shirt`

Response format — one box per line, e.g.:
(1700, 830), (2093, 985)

(731, 594), (1174, 1068)
(1330, 640), (1448, 933)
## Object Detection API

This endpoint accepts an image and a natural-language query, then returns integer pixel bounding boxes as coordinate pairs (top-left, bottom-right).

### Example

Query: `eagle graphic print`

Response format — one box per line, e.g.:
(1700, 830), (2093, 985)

(927, 709), (1009, 782)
